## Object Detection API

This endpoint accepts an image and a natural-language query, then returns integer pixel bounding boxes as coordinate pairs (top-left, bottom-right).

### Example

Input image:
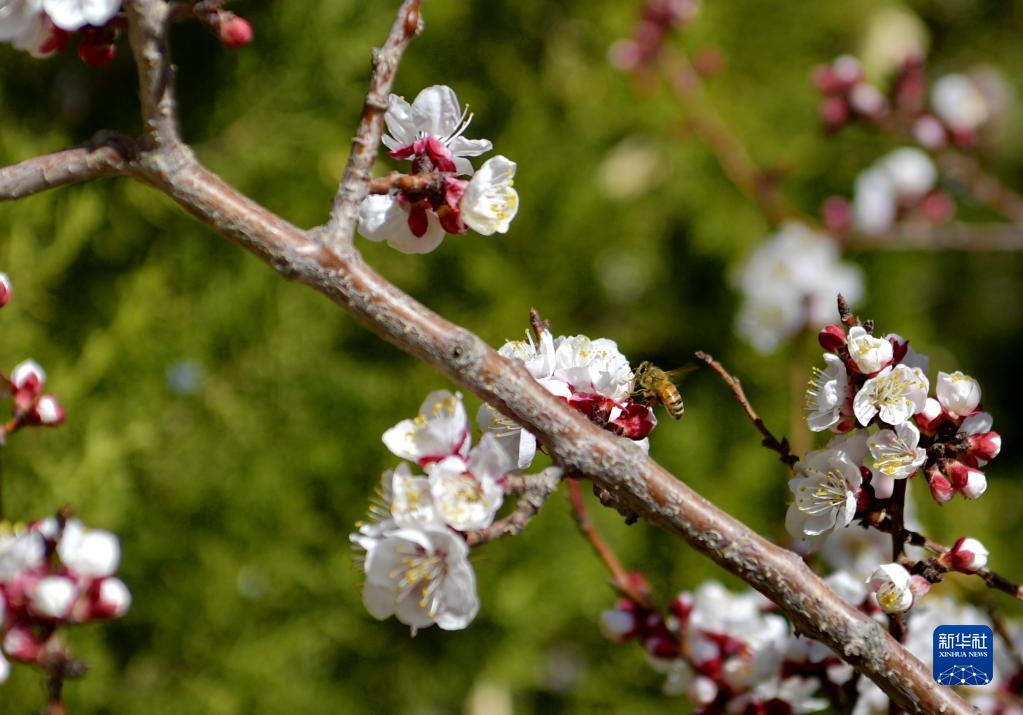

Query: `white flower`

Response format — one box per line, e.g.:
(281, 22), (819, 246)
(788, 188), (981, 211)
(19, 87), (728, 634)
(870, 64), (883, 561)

(738, 677), (829, 714)
(932, 74), (989, 131)
(868, 422), (926, 480)
(735, 222), (864, 353)
(878, 147), (937, 199)
(786, 448), (863, 550)
(936, 370), (981, 417)
(382, 390), (471, 466)
(384, 462), (440, 529)
(460, 156), (519, 235)
(853, 167), (897, 235)
(357, 193), (446, 254)
(847, 326), (893, 375)
(553, 335), (633, 402)
(0, 0), (42, 40)
(360, 525), (478, 633)
(853, 364), (929, 426)
(477, 330), (570, 470)
(805, 353), (850, 432)
(30, 575), (78, 619)
(0, 529), (45, 582)
(866, 563), (914, 614)
(382, 85), (492, 176)
(57, 518), (121, 579)
(42, 0), (120, 32)
(427, 453), (504, 532)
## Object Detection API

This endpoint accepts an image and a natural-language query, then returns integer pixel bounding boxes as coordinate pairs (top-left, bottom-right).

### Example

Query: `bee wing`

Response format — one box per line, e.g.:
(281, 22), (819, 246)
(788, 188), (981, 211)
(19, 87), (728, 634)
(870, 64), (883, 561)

(663, 363), (699, 385)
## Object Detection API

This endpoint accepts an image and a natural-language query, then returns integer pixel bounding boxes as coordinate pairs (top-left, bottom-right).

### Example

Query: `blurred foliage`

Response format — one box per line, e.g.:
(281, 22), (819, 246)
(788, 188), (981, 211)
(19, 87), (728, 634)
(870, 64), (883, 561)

(3, 0), (1023, 712)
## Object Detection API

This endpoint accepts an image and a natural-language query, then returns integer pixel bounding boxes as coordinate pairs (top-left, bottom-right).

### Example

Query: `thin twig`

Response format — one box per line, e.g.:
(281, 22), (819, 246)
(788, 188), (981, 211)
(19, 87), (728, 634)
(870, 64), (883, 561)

(464, 467), (563, 546)
(368, 171), (445, 196)
(0, 2), (980, 710)
(695, 351), (798, 468)
(939, 151), (1023, 224)
(566, 478), (655, 609)
(322, 0), (422, 247)
(846, 223), (1023, 252)
(658, 47), (806, 227)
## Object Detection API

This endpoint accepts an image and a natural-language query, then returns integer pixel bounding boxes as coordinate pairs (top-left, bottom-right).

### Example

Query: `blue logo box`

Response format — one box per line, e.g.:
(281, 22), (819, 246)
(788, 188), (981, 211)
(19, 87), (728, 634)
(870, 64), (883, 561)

(933, 625), (994, 686)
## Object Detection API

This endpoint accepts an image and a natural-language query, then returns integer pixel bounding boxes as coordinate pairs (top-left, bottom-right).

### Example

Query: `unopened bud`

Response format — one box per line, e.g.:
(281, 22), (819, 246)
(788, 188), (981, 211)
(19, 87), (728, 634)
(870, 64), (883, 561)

(28, 394), (65, 426)
(220, 15), (254, 48)
(11, 359), (46, 395)
(3, 625), (43, 661)
(913, 115), (948, 150)
(961, 470), (987, 500)
(78, 30), (117, 67)
(0, 273), (11, 307)
(643, 633), (680, 659)
(90, 578), (132, 619)
(967, 432), (1001, 462)
(915, 397), (944, 436)
(669, 593), (693, 622)
(818, 324), (846, 353)
(926, 466), (955, 504)
(31, 576), (78, 619)
(600, 608), (638, 642)
(936, 371), (981, 417)
(948, 537), (989, 573)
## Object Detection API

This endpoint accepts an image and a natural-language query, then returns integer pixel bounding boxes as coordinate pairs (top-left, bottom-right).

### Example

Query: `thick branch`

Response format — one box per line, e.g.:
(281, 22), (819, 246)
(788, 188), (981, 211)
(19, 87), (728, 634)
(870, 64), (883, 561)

(0, 133), (137, 201)
(124, 0), (180, 145)
(322, 0), (421, 246)
(1, 2), (973, 711)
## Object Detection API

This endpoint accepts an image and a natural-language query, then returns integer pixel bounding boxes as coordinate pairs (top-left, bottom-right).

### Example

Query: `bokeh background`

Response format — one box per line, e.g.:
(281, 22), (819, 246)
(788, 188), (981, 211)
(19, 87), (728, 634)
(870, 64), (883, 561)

(3, 1), (1023, 712)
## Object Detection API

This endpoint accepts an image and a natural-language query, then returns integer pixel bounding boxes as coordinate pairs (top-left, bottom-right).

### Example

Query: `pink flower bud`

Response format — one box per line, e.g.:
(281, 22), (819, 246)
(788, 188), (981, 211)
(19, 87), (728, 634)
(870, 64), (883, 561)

(11, 359), (46, 395)
(921, 191), (956, 225)
(926, 467), (955, 504)
(220, 15), (254, 48)
(600, 608), (638, 642)
(831, 55), (863, 88)
(915, 397), (944, 436)
(644, 633), (680, 659)
(818, 324), (846, 353)
(822, 196), (852, 233)
(669, 593), (693, 623)
(820, 96), (850, 130)
(913, 115), (947, 150)
(961, 470), (987, 500)
(949, 537), (989, 573)
(0, 273), (11, 307)
(3, 625), (43, 662)
(967, 432), (1001, 462)
(30, 575), (78, 620)
(909, 575), (932, 599)
(849, 82), (888, 118)
(27, 394), (65, 426)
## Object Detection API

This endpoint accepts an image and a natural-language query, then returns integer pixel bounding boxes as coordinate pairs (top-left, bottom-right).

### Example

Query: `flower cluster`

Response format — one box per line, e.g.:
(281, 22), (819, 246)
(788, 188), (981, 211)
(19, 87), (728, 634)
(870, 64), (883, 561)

(2, 276), (65, 438)
(835, 146), (952, 236)
(358, 85), (519, 254)
(1, 516), (131, 683)
(608, 0), (700, 72)
(734, 222), (864, 354)
(786, 313), (1001, 615)
(350, 390), (515, 634)
(814, 54), (998, 149)
(0, 0), (120, 64)
(0, 0), (251, 65)
(478, 326), (655, 469)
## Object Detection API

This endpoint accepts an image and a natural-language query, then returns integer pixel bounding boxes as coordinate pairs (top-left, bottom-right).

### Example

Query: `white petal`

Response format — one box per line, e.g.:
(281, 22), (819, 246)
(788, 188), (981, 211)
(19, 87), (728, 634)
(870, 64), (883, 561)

(383, 93), (416, 148)
(448, 136), (493, 158)
(385, 210), (446, 254)
(0, 0), (43, 40)
(358, 194), (407, 244)
(411, 85), (462, 139)
(57, 518), (121, 578)
(80, 0), (118, 27)
(461, 156), (519, 236)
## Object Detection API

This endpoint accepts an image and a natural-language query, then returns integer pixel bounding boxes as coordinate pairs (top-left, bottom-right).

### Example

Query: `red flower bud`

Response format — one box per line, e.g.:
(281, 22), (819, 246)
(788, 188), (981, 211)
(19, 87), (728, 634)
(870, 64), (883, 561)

(925, 466), (954, 504)
(967, 432), (1001, 462)
(220, 15), (254, 48)
(818, 324), (846, 353)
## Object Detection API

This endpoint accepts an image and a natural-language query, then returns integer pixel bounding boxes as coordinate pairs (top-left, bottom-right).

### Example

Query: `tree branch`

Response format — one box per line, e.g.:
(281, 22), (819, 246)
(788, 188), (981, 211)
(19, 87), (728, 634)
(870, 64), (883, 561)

(0, 132), (138, 202)
(695, 351), (799, 468)
(464, 467), (563, 546)
(321, 0), (422, 247)
(0, 1), (976, 712)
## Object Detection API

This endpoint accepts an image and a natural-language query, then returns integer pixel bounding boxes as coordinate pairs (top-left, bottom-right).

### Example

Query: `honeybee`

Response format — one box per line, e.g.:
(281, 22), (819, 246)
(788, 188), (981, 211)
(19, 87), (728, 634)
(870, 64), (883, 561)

(631, 361), (697, 419)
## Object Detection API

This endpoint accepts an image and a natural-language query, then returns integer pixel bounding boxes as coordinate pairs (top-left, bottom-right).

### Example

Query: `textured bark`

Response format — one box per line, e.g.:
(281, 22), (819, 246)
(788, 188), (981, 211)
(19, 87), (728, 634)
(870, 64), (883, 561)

(0, 2), (975, 713)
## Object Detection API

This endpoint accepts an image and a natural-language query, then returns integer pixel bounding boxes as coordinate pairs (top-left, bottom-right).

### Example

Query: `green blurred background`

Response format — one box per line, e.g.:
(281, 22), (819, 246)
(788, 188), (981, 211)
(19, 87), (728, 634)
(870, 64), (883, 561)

(3, 1), (1023, 712)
